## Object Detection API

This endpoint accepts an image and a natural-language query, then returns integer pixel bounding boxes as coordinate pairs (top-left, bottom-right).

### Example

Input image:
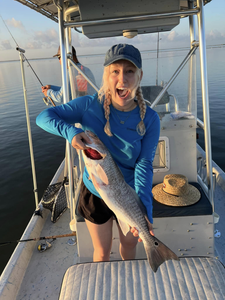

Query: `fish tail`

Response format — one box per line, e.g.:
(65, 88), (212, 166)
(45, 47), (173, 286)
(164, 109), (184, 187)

(144, 236), (179, 273)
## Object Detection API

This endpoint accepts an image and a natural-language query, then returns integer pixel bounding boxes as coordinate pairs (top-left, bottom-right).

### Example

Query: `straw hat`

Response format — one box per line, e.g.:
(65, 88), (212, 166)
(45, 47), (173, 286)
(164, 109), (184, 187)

(152, 174), (201, 206)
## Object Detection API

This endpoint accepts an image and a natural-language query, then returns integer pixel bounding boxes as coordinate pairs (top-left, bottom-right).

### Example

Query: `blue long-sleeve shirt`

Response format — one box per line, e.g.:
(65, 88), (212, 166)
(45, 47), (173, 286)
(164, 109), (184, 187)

(36, 94), (160, 223)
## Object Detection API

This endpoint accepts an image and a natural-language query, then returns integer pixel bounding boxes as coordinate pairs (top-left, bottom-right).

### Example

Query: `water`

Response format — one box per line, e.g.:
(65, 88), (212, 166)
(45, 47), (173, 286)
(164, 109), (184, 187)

(0, 47), (224, 274)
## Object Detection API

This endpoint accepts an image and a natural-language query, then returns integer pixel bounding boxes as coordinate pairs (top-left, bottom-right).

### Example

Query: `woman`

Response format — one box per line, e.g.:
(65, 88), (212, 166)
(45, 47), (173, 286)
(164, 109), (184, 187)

(36, 44), (160, 262)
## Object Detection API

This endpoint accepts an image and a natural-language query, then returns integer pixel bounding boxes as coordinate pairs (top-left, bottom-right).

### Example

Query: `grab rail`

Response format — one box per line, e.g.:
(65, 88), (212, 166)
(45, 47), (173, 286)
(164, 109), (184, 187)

(17, 48), (39, 208)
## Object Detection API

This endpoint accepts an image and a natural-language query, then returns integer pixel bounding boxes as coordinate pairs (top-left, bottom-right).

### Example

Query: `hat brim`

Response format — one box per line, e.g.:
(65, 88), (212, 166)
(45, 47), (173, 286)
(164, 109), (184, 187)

(104, 55), (141, 69)
(152, 183), (201, 206)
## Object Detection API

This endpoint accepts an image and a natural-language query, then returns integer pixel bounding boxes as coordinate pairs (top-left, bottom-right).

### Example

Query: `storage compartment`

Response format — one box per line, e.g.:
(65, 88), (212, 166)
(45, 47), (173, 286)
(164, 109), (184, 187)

(79, 0), (180, 38)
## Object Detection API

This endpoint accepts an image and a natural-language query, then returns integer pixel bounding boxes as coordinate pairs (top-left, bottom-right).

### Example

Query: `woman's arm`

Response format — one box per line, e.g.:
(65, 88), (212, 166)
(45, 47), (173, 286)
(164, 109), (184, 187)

(134, 111), (160, 224)
(36, 96), (93, 144)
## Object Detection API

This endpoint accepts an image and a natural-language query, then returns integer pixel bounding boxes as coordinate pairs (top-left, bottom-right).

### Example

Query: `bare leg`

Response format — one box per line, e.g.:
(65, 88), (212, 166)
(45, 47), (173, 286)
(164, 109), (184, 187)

(117, 223), (139, 260)
(85, 217), (113, 262)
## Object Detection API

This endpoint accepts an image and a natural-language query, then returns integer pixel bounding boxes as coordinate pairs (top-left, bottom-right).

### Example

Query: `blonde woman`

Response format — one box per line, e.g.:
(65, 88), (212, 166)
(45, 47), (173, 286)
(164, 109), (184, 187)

(36, 44), (160, 262)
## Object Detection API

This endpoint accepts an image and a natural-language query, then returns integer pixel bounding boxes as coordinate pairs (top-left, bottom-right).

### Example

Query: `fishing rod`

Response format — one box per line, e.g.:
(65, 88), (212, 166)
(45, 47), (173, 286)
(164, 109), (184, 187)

(0, 14), (56, 107)
(0, 232), (76, 247)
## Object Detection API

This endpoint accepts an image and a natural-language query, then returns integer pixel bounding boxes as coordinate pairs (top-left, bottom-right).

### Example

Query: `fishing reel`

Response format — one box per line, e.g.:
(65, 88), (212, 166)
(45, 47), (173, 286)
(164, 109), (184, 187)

(42, 97), (51, 106)
(42, 96), (56, 107)
(37, 239), (55, 253)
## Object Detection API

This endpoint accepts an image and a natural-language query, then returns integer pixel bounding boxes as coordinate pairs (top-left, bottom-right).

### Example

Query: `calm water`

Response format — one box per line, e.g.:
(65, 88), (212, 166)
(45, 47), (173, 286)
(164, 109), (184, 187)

(0, 47), (224, 274)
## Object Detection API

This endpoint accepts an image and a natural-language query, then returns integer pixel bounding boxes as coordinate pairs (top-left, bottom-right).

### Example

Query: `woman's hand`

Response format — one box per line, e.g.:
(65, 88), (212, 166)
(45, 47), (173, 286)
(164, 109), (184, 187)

(130, 223), (154, 242)
(71, 132), (92, 150)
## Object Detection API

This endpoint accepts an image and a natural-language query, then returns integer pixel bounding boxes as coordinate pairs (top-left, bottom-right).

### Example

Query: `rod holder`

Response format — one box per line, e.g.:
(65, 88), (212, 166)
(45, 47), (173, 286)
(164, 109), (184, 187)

(64, 182), (70, 209)
(212, 172), (216, 197)
(16, 47), (25, 53)
(73, 166), (79, 189)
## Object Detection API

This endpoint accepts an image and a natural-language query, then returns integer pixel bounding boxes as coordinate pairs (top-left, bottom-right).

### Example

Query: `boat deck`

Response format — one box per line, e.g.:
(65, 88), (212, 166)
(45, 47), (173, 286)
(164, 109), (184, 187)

(16, 209), (78, 300)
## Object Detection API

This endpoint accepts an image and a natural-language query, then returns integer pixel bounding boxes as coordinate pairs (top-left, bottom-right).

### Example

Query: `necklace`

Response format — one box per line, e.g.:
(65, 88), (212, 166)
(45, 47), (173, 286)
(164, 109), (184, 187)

(114, 108), (134, 124)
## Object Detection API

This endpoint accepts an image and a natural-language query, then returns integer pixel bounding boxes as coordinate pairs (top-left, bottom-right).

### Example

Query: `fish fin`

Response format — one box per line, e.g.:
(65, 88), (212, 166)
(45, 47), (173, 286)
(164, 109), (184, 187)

(118, 219), (130, 236)
(96, 164), (109, 185)
(144, 236), (179, 273)
(91, 173), (100, 191)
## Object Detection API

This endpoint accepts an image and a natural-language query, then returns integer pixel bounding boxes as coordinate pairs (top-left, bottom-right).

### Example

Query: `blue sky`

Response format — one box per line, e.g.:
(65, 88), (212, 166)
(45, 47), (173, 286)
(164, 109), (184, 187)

(0, 0), (224, 61)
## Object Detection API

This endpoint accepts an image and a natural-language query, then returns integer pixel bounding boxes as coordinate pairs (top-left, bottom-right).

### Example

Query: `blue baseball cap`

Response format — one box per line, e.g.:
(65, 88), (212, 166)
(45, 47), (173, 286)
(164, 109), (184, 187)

(104, 44), (142, 69)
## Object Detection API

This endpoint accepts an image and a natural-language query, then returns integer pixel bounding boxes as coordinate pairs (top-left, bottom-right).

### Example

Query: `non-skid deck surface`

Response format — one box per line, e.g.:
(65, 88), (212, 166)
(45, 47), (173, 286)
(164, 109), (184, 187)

(59, 257), (225, 300)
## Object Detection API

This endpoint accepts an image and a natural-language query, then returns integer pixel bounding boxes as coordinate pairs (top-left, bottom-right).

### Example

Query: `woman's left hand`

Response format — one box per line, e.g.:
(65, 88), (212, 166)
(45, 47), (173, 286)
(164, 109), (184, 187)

(130, 223), (154, 242)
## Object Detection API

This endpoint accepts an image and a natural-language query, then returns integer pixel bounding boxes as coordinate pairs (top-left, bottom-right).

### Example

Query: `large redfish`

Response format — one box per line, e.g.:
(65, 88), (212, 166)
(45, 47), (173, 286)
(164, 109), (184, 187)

(82, 130), (179, 272)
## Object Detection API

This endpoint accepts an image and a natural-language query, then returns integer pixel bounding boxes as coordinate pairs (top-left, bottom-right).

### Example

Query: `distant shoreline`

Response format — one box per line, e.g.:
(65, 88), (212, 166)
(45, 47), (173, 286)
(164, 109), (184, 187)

(1, 44), (224, 63)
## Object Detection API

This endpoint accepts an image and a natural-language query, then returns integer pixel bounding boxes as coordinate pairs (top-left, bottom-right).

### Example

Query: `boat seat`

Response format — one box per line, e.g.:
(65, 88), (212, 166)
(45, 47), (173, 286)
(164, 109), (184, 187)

(58, 257), (225, 300)
(141, 85), (179, 112)
(153, 182), (212, 217)
(141, 85), (170, 105)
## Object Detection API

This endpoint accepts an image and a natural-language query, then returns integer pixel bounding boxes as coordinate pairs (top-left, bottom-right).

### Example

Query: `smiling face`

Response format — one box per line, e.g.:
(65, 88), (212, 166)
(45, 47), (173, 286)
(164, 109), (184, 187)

(107, 59), (143, 111)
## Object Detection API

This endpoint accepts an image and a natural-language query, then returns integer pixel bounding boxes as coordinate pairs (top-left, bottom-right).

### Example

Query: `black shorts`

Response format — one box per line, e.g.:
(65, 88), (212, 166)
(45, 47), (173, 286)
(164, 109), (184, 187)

(78, 181), (116, 224)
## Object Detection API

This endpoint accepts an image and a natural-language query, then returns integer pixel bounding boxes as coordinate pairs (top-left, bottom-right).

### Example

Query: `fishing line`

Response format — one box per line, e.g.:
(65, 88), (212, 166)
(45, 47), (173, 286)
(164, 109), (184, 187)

(0, 14), (19, 47)
(0, 14), (55, 106)
(0, 14), (44, 85)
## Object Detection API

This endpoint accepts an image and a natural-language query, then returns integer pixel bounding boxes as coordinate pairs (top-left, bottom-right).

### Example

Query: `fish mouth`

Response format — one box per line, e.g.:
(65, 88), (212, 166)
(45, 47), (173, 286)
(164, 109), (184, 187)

(83, 147), (103, 160)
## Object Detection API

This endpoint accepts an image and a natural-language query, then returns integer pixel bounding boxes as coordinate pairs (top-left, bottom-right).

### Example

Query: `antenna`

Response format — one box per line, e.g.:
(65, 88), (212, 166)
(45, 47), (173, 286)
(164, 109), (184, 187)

(156, 32), (159, 86)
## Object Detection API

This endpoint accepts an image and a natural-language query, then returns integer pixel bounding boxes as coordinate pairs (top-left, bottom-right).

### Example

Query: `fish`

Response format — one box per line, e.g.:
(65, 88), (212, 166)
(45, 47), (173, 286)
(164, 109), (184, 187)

(82, 130), (179, 272)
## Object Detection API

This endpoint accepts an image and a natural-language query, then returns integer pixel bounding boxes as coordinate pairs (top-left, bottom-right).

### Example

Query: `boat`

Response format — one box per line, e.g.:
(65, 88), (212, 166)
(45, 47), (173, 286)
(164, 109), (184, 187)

(0, 0), (225, 299)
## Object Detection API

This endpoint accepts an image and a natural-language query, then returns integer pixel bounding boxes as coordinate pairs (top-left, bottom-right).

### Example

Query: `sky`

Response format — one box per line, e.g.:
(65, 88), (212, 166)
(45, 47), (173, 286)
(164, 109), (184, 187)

(0, 0), (224, 61)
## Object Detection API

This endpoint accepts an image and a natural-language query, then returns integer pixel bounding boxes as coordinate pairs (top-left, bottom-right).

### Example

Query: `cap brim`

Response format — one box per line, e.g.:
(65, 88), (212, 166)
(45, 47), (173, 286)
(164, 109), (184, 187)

(104, 55), (141, 69)
(152, 183), (201, 206)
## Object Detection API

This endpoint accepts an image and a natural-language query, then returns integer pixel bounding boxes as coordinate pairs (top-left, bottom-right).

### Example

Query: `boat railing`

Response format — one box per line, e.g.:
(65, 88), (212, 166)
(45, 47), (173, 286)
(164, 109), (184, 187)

(150, 44), (198, 109)
(196, 118), (217, 206)
(68, 57), (99, 93)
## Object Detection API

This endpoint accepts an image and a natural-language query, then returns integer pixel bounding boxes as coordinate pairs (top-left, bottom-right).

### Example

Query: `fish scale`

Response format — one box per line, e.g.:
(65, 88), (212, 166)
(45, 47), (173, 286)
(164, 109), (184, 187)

(82, 130), (179, 272)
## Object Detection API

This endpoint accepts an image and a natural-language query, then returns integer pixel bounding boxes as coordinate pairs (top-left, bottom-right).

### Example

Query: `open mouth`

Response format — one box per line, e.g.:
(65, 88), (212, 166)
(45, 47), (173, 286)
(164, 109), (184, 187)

(84, 148), (103, 160)
(117, 88), (129, 99)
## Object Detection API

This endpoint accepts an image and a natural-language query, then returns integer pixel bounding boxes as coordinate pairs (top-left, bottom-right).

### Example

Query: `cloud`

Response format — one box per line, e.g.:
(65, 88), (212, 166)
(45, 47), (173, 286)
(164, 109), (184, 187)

(1, 40), (13, 50)
(206, 30), (225, 43)
(167, 31), (177, 41)
(33, 28), (58, 43)
(19, 28), (59, 50)
(27, 28), (59, 49)
(26, 41), (42, 49)
(6, 18), (24, 29)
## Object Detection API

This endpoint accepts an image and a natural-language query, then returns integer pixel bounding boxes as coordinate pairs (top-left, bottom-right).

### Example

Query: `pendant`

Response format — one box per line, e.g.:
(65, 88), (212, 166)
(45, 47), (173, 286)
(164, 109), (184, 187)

(120, 121), (125, 124)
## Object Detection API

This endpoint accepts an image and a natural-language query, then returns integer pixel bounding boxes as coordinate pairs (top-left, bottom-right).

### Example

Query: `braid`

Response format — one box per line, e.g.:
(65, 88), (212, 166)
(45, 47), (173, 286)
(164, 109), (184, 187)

(136, 86), (146, 136)
(103, 94), (113, 136)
